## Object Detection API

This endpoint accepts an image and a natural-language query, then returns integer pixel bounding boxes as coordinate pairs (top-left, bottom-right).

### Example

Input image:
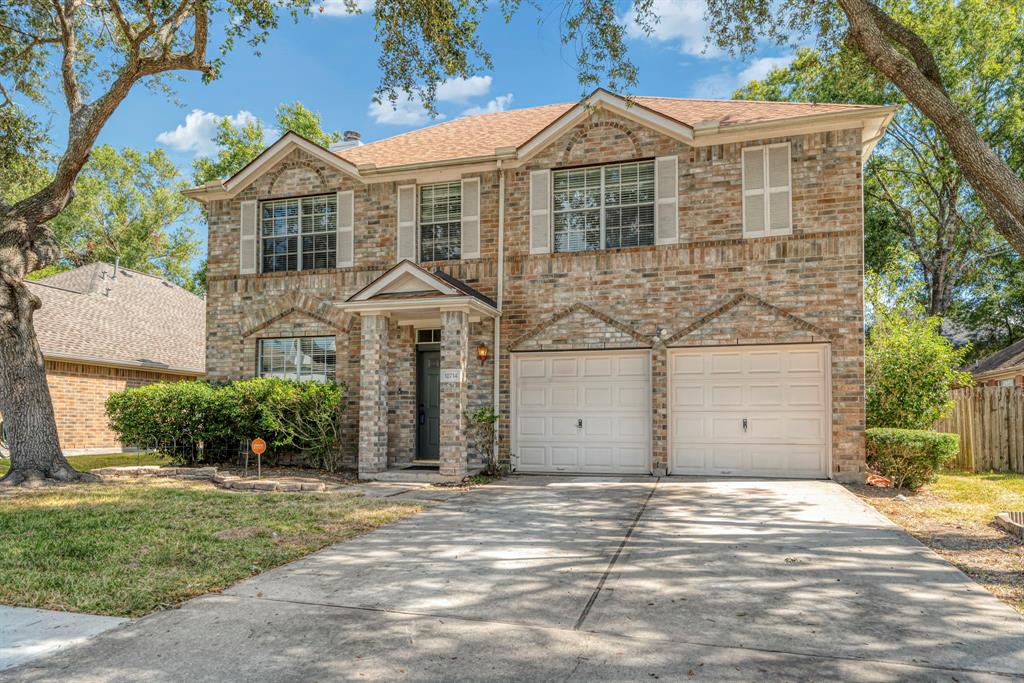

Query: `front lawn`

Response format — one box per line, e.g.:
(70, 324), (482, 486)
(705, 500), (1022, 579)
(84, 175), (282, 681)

(850, 472), (1024, 614)
(0, 478), (422, 617)
(0, 451), (171, 477)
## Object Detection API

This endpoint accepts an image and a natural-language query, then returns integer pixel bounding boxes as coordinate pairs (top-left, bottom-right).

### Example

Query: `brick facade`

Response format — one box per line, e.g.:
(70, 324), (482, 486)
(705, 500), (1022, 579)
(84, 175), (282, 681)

(44, 360), (197, 453)
(203, 106), (867, 481)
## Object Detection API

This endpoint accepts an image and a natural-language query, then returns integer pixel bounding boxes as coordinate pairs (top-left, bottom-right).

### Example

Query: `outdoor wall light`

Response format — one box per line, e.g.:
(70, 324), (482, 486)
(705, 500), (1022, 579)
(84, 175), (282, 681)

(477, 342), (489, 365)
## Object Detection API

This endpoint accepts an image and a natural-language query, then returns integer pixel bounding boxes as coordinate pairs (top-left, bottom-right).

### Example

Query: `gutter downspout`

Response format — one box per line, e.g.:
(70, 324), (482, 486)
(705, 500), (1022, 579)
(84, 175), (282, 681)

(494, 161), (505, 469)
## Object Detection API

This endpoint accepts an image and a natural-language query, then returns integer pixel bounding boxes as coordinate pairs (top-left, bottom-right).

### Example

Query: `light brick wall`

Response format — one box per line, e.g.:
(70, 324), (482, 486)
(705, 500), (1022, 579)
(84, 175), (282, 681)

(204, 108), (866, 479)
(44, 360), (197, 451)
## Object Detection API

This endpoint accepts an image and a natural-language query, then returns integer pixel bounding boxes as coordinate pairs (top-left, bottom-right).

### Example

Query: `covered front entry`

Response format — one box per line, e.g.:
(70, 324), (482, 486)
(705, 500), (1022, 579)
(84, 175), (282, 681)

(668, 343), (831, 478)
(344, 261), (499, 481)
(512, 350), (652, 474)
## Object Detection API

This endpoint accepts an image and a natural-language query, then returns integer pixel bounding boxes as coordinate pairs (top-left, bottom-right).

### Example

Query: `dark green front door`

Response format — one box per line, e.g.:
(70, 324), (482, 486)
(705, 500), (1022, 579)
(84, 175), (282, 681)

(417, 349), (441, 459)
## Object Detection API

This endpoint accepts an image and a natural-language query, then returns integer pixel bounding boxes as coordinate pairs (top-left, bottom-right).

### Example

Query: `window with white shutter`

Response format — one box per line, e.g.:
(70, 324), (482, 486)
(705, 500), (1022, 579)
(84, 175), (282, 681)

(742, 142), (791, 237)
(336, 190), (354, 268)
(551, 160), (656, 252)
(239, 200), (258, 275)
(529, 169), (551, 254)
(460, 177), (480, 259)
(397, 184), (417, 261)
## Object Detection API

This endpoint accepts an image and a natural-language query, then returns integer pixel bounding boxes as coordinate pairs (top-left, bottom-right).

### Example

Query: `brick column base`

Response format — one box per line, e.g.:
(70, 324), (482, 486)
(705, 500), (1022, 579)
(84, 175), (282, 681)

(358, 314), (389, 477)
(439, 309), (469, 478)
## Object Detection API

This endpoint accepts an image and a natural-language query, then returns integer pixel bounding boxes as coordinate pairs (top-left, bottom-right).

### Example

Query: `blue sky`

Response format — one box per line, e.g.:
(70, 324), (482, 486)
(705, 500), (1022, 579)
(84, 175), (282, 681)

(37, 0), (798, 265)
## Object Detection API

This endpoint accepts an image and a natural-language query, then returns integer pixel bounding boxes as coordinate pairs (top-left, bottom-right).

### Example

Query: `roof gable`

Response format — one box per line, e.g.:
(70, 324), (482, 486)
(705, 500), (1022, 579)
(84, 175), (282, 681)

(510, 303), (650, 351)
(347, 260), (460, 302)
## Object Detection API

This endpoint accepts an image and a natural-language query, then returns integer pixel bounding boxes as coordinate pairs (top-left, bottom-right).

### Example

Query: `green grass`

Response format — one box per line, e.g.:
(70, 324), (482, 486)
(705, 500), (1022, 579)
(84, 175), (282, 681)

(0, 451), (172, 477)
(926, 471), (1024, 523)
(0, 478), (422, 617)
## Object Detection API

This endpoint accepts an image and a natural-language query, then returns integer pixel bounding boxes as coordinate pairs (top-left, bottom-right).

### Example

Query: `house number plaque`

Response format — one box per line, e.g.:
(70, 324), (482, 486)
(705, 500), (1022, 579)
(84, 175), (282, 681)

(440, 369), (464, 383)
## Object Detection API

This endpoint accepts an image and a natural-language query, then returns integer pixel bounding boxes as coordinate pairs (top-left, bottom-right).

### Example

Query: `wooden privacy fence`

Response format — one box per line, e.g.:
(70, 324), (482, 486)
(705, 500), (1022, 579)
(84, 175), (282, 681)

(935, 386), (1024, 472)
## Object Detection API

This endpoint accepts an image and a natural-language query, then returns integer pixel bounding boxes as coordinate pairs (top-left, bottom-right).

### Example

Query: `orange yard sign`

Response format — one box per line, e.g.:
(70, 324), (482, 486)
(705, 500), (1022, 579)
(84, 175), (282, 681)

(251, 438), (267, 455)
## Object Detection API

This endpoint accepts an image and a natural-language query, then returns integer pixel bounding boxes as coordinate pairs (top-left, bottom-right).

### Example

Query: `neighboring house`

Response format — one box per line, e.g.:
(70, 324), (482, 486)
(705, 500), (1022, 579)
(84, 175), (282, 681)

(968, 338), (1024, 387)
(186, 89), (894, 482)
(23, 263), (205, 454)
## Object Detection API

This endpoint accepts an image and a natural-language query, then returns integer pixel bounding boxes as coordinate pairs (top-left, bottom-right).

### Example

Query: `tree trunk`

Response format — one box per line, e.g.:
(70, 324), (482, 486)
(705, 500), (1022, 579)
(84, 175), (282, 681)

(0, 277), (94, 485)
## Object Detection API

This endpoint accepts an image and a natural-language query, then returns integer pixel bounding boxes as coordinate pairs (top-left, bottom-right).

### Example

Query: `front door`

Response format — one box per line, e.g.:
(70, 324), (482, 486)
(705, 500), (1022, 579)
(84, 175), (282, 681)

(417, 349), (441, 460)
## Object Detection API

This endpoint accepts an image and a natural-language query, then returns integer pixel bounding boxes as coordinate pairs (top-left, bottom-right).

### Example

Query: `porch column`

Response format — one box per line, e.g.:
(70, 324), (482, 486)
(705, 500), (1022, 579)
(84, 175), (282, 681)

(439, 308), (469, 478)
(358, 313), (389, 477)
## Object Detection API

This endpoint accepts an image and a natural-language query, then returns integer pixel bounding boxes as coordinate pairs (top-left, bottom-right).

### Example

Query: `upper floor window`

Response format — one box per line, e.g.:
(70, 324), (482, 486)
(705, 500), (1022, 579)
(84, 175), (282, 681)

(419, 182), (462, 262)
(261, 194), (337, 273)
(258, 336), (336, 382)
(552, 160), (655, 253)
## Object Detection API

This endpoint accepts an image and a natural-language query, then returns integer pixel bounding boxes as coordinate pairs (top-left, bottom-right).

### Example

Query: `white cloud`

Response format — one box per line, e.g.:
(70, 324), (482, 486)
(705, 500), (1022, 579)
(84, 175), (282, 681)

(739, 55), (795, 82)
(368, 93), (443, 126)
(317, 0), (373, 16)
(689, 54), (795, 99)
(461, 93), (513, 116)
(436, 76), (493, 103)
(623, 0), (717, 57)
(156, 109), (257, 157)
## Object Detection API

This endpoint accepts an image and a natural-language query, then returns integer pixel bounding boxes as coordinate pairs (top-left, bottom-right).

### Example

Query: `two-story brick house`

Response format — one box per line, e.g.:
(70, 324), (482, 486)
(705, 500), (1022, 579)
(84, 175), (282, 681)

(186, 89), (894, 483)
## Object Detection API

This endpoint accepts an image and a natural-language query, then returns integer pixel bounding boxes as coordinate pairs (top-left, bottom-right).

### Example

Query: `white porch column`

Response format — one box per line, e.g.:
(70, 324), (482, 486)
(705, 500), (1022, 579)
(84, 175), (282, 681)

(439, 309), (469, 479)
(358, 313), (389, 477)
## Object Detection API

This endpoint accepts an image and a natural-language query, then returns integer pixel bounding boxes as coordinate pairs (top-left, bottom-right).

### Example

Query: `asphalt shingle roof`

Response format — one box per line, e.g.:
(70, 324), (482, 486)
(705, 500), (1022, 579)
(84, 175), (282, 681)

(969, 337), (1024, 374)
(27, 262), (205, 374)
(337, 97), (883, 169)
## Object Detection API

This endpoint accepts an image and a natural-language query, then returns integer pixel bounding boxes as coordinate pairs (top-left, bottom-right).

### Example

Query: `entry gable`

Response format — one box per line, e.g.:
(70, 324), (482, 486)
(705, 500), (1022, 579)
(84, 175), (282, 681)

(511, 303), (650, 351)
(347, 260), (462, 302)
(664, 292), (832, 347)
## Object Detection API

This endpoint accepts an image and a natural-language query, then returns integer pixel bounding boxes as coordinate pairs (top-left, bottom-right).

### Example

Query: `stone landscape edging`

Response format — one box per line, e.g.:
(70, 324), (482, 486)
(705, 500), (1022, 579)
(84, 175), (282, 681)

(89, 466), (328, 492)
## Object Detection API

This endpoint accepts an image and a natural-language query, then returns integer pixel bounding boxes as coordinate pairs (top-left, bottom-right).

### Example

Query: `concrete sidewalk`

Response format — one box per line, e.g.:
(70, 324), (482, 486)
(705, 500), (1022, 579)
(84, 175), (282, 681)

(4, 476), (1023, 681)
(0, 606), (126, 672)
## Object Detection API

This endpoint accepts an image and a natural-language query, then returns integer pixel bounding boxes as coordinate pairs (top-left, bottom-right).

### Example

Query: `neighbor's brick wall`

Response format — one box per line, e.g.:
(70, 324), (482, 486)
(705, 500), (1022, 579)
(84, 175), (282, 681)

(204, 108), (866, 478)
(44, 360), (197, 451)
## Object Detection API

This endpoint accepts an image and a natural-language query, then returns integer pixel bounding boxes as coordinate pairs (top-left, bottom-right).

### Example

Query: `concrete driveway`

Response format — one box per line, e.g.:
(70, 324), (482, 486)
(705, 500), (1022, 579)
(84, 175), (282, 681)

(6, 477), (1024, 681)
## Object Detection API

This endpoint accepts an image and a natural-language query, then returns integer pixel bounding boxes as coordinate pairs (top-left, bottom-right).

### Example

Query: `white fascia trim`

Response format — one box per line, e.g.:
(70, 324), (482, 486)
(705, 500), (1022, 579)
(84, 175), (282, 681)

(515, 90), (695, 164)
(973, 367), (1024, 382)
(693, 108), (898, 150)
(183, 133), (363, 202)
(342, 296), (499, 318)
(348, 261), (460, 301)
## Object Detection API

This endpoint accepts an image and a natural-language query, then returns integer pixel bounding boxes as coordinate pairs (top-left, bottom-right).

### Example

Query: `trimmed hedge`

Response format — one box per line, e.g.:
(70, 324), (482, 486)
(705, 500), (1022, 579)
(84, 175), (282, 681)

(865, 428), (959, 491)
(106, 378), (345, 470)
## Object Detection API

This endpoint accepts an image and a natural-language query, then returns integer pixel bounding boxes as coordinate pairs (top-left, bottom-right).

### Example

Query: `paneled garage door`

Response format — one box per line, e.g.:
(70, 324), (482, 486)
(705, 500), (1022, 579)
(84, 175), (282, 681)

(669, 344), (830, 478)
(513, 350), (651, 474)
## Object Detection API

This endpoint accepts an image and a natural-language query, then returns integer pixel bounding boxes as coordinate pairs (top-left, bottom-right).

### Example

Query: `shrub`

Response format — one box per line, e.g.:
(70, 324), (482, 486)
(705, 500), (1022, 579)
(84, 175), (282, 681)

(465, 405), (503, 475)
(866, 291), (972, 430)
(865, 428), (960, 490)
(261, 380), (345, 472)
(106, 379), (345, 469)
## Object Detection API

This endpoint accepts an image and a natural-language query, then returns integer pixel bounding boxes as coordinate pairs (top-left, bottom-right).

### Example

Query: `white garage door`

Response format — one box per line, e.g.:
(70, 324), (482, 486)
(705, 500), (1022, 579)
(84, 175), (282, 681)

(669, 344), (830, 478)
(513, 350), (651, 474)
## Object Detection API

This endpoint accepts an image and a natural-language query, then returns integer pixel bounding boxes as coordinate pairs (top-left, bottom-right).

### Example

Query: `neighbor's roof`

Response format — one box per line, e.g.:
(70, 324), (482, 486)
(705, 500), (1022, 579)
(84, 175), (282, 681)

(337, 96), (885, 169)
(969, 337), (1024, 375)
(27, 262), (206, 374)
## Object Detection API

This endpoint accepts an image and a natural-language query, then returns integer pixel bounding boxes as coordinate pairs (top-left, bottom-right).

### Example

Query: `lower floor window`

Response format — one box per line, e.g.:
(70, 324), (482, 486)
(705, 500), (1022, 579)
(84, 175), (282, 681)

(258, 337), (336, 382)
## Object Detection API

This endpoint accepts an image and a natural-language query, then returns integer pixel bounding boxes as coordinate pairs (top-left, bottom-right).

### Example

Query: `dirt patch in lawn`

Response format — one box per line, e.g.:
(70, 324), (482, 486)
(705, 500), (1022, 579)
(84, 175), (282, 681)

(849, 484), (1024, 614)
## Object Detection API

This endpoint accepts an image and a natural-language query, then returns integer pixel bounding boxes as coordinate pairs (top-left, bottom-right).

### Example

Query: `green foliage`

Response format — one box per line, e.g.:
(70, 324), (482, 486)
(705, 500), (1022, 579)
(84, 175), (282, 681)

(866, 428), (960, 490)
(465, 404), (502, 475)
(106, 379), (346, 470)
(42, 145), (202, 288)
(735, 0), (1024, 318)
(261, 380), (345, 472)
(865, 270), (973, 430)
(192, 101), (342, 186)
